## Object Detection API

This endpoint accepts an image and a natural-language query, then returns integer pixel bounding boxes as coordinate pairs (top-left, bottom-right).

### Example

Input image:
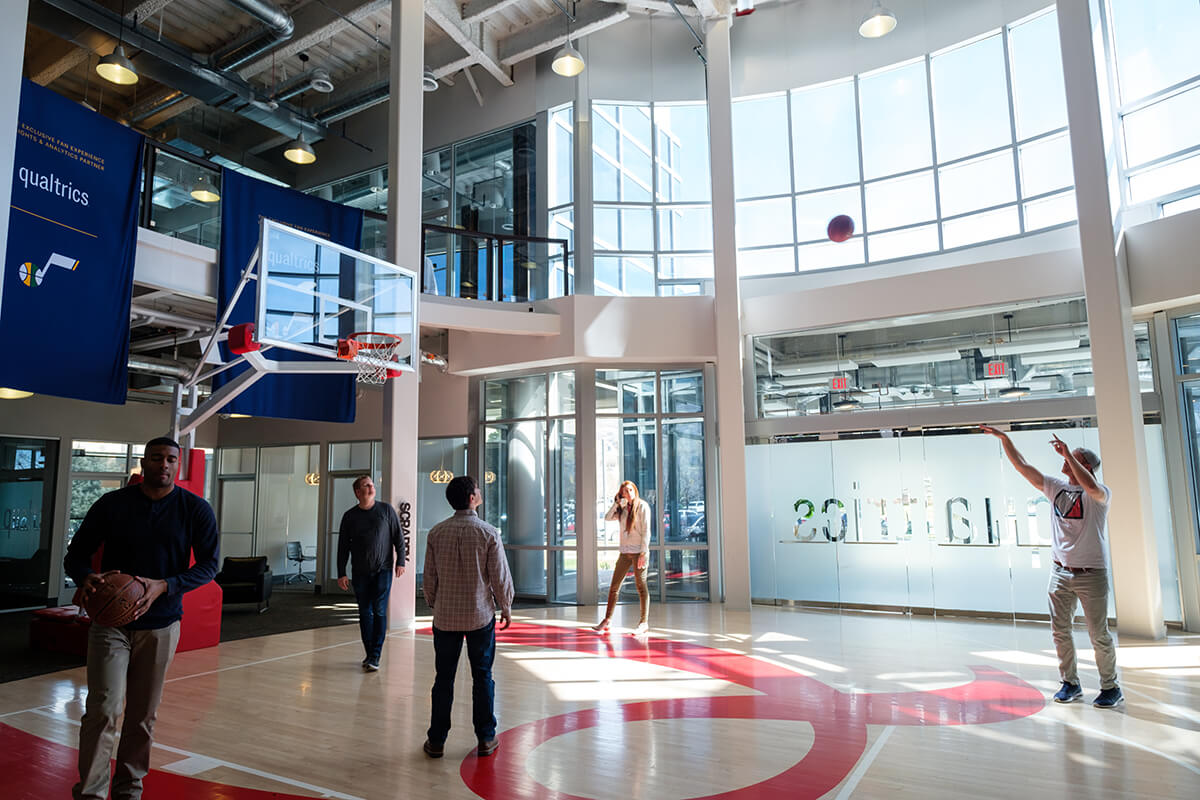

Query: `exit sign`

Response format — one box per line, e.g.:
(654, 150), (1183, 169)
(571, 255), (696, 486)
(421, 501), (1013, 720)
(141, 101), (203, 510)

(985, 360), (1007, 378)
(830, 376), (848, 391)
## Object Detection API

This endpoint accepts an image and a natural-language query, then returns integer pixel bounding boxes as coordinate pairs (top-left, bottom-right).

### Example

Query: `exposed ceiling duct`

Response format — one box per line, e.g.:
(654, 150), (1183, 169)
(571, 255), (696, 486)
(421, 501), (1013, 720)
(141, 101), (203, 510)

(210, 0), (296, 71)
(32, 0), (327, 141)
(314, 82), (389, 124)
(272, 68), (335, 102)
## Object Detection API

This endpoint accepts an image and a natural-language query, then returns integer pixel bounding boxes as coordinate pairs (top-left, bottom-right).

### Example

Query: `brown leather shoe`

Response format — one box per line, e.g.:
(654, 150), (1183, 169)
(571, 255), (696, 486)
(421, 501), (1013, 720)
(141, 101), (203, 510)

(477, 738), (500, 757)
(423, 739), (444, 758)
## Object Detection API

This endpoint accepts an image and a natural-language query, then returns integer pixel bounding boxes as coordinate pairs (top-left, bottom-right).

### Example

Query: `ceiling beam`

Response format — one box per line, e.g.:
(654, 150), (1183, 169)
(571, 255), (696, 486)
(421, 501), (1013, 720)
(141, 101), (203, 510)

(157, 125), (292, 184)
(462, 0), (526, 24)
(424, 0), (514, 87)
(498, 2), (630, 67)
(134, 0), (392, 131)
(599, 0), (698, 17)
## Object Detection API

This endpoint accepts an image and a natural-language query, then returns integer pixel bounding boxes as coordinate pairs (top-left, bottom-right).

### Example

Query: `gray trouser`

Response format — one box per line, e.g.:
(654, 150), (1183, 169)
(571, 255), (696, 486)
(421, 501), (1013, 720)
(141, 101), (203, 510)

(73, 621), (181, 800)
(1048, 565), (1119, 689)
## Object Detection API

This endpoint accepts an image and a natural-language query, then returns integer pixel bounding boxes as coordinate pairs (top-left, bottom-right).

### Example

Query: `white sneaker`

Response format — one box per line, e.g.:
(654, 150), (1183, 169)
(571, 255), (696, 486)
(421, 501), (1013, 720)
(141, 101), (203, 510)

(633, 622), (649, 635)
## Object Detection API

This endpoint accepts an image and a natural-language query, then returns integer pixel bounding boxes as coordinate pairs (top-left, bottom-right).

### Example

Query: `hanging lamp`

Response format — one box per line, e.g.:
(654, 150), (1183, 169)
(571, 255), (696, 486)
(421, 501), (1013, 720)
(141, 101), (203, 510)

(97, 1), (139, 84)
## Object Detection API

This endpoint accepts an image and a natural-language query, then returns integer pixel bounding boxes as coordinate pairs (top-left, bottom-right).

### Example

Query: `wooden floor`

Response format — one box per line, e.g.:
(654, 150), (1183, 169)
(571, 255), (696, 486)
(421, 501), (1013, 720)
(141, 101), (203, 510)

(2, 604), (1198, 799)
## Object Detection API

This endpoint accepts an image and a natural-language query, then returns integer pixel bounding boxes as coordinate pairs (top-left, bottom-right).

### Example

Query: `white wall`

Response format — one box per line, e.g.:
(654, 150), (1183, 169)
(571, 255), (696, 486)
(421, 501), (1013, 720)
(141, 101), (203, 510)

(1126, 206), (1200, 315)
(447, 294), (718, 375)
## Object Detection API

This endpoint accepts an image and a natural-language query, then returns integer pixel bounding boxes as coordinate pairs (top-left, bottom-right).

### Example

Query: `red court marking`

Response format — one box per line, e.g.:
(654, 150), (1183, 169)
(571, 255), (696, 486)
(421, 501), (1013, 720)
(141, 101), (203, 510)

(0, 722), (320, 800)
(415, 622), (1045, 800)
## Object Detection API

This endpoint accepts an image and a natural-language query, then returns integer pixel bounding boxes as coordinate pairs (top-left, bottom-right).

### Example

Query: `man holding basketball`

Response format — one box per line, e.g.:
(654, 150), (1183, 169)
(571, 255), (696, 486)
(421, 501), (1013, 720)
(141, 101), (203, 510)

(64, 436), (220, 799)
(980, 425), (1122, 708)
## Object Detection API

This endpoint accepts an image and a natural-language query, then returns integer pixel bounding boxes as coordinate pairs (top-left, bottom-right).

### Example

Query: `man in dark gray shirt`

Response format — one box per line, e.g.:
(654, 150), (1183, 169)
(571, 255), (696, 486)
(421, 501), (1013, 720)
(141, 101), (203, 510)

(336, 475), (405, 671)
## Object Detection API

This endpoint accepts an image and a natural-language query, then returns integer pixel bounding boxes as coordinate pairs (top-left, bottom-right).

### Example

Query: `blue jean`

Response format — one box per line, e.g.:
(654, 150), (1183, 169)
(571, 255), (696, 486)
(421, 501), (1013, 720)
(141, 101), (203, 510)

(351, 568), (393, 663)
(428, 619), (497, 744)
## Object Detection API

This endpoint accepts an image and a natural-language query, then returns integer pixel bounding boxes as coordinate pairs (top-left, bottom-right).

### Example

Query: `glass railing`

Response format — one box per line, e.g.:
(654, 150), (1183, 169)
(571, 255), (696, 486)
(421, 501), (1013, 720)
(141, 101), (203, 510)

(421, 223), (571, 302)
(135, 145), (572, 302)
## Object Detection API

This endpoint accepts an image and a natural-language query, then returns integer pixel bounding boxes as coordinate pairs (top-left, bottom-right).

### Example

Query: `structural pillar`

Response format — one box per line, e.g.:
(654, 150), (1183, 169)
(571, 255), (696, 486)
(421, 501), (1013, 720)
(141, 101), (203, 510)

(0, 1), (29, 325)
(382, 0), (425, 630)
(705, 14), (750, 610)
(1056, 0), (1164, 639)
(576, 366), (599, 606)
(570, 39), (594, 295)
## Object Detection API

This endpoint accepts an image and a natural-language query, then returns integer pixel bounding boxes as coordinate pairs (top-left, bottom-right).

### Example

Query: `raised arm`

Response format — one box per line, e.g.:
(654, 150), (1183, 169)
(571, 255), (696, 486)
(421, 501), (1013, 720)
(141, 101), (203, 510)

(603, 498), (622, 521)
(980, 425), (1046, 491)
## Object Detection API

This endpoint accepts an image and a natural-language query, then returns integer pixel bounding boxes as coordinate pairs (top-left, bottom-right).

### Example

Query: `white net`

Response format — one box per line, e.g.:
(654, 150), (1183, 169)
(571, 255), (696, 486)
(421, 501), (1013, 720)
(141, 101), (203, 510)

(349, 333), (402, 384)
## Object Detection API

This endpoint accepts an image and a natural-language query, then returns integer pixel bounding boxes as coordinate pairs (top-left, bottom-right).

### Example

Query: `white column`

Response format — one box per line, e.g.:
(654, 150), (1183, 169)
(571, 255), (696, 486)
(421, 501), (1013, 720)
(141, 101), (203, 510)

(0, 0), (28, 326)
(1056, 0), (1163, 640)
(383, 0), (424, 630)
(576, 366), (599, 607)
(570, 43), (594, 295)
(705, 16), (750, 610)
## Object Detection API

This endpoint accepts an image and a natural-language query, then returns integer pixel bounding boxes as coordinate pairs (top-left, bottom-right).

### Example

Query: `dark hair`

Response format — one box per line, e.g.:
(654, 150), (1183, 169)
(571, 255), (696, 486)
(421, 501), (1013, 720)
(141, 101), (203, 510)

(144, 436), (181, 454)
(352, 474), (373, 491)
(446, 475), (478, 510)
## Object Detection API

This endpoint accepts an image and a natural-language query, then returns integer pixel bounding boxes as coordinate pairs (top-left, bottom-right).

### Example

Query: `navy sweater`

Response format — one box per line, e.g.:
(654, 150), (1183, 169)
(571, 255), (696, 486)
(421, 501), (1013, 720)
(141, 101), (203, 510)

(64, 485), (220, 630)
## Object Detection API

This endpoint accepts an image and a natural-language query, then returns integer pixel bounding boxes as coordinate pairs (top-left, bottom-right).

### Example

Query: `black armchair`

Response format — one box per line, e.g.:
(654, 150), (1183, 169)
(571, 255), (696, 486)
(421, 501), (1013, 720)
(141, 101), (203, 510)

(215, 556), (273, 613)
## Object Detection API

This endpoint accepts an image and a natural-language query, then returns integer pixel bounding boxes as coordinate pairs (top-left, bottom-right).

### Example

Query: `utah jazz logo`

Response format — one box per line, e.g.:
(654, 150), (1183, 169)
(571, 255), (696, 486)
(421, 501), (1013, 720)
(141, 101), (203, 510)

(17, 253), (79, 287)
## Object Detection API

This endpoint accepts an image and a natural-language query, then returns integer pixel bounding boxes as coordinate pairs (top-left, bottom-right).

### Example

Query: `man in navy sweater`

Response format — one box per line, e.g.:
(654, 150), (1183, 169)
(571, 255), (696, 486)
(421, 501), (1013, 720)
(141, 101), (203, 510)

(64, 436), (219, 800)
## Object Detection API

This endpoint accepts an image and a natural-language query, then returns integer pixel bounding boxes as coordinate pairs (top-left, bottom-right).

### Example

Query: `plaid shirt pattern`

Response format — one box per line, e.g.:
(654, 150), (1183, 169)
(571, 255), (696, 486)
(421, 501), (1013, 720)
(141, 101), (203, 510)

(423, 510), (514, 632)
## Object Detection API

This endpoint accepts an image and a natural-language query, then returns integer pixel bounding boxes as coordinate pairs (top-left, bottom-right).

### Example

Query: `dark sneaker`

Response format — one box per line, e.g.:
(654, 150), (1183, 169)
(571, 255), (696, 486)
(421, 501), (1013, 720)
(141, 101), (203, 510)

(364, 660), (380, 672)
(1053, 682), (1082, 703)
(423, 739), (444, 758)
(1093, 687), (1124, 708)
(477, 738), (500, 757)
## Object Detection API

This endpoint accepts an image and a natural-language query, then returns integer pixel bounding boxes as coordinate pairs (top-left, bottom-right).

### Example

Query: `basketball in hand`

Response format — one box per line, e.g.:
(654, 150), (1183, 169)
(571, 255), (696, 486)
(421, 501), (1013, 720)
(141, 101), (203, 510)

(83, 573), (147, 627)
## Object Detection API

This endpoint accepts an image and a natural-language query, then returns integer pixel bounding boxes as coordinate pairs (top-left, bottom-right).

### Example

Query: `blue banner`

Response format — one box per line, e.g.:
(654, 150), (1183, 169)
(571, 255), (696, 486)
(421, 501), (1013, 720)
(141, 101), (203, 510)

(1, 80), (144, 404)
(216, 169), (363, 422)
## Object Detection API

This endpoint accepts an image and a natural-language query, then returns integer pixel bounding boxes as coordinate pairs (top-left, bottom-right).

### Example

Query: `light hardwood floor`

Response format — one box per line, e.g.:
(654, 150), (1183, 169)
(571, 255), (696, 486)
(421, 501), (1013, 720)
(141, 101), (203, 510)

(2, 605), (1198, 799)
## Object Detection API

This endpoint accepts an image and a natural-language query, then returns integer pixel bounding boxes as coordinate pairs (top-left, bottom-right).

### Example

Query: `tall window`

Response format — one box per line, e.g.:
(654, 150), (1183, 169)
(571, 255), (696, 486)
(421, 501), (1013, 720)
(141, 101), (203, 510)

(1103, 0), (1200, 211)
(596, 368), (709, 603)
(482, 371), (577, 601)
(548, 103), (574, 296)
(593, 102), (712, 296)
(732, 8), (1076, 275)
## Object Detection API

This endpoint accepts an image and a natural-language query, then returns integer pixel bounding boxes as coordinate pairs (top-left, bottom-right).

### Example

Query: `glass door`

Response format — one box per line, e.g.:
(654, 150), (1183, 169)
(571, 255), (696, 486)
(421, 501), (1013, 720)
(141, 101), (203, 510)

(0, 437), (57, 609)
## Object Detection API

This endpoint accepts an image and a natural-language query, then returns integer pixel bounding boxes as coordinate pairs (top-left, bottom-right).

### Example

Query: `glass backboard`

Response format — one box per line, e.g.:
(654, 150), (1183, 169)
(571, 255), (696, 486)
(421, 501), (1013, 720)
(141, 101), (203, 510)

(256, 218), (418, 372)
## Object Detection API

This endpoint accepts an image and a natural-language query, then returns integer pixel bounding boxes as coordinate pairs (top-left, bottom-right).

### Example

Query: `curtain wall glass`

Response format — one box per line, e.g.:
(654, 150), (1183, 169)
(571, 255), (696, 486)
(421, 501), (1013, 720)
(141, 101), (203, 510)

(731, 8), (1075, 275)
(596, 368), (709, 603)
(482, 371), (577, 601)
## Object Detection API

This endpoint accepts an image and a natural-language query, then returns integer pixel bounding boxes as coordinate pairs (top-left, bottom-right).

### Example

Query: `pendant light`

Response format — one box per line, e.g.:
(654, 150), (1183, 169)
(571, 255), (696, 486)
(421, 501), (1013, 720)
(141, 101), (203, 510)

(859, 1), (898, 39)
(190, 173), (220, 203)
(0, 388), (34, 400)
(97, 1), (139, 85)
(284, 132), (316, 165)
(551, 1), (585, 77)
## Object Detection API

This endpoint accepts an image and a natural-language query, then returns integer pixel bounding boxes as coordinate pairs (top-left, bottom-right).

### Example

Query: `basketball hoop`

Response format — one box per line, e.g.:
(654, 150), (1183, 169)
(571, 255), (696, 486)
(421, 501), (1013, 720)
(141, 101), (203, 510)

(336, 332), (403, 384)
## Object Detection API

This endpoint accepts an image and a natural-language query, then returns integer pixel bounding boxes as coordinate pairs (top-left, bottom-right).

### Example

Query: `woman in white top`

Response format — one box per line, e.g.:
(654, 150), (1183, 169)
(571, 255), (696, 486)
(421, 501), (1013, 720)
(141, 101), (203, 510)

(593, 480), (651, 634)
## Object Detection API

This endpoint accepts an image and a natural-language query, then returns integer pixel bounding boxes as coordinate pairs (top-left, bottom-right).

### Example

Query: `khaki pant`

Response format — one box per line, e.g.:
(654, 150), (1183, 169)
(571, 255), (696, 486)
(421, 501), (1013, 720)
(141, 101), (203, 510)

(601, 552), (649, 625)
(1048, 565), (1119, 690)
(73, 621), (180, 800)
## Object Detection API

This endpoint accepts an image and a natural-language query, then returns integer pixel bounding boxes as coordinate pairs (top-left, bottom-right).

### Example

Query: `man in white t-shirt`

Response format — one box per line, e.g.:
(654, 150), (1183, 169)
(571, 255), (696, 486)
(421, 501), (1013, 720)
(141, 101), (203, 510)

(980, 425), (1122, 708)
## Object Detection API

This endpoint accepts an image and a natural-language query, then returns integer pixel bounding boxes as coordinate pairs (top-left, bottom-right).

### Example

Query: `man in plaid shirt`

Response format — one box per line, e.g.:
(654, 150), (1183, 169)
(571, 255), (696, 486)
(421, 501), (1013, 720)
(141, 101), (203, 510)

(422, 475), (514, 759)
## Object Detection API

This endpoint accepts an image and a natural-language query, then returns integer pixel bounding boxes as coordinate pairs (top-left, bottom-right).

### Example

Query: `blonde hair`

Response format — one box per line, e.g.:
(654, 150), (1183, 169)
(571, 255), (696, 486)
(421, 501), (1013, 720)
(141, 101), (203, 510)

(618, 481), (639, 533)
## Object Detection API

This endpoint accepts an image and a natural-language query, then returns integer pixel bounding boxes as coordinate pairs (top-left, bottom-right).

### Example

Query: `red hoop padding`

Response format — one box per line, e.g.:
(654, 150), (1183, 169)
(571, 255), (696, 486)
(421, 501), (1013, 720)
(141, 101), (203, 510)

(228, 322), (259, 355)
